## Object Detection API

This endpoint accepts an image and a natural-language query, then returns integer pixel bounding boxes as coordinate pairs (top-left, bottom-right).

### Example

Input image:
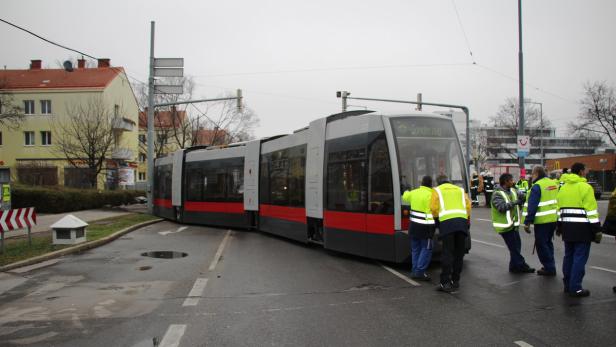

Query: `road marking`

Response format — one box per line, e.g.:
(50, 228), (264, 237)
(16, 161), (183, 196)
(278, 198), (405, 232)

(183, 278), (209, 307)
(209, 230), (232, 271)
(514, 340), (534, 347)
(159, 324), (186, 347)
(380, 264), (420, 287)
(476, 218), (492, 222)
(159, 226), (188, 236)
(472, 239), (506, 248)
(590, 266), (616, 274)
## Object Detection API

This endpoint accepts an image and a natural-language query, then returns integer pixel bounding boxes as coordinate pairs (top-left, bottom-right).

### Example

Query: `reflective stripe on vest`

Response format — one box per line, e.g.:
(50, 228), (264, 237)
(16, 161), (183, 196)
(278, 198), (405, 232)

(434, 184), (468, 221)
(491, 189), (520, 232)
(522, 178), (558, 224)
(407, 186), (435, 226)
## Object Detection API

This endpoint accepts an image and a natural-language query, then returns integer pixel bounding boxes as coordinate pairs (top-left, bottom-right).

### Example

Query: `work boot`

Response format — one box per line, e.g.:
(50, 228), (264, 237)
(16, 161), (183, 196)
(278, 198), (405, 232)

(510, 266), (535, 274)
(537, 268), (556, 276)
(451, 280), (460, 289)
(437, 282), (454, 293)
(569, 289), (590, 297)
(613, 286), (616, 293)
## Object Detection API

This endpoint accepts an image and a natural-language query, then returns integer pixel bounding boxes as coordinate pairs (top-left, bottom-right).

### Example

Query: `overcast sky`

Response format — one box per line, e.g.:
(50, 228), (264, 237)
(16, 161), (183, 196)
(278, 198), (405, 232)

(2, 0), (615, 138)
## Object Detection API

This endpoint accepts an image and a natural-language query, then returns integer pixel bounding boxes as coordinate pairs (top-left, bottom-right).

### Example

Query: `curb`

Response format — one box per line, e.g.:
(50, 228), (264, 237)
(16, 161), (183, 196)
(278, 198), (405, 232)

(0, 218), (163, 273)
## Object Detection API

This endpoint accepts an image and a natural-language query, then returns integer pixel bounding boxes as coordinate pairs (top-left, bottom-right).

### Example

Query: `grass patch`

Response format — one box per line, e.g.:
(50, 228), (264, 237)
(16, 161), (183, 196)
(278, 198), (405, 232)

(0, 213), (159, 267)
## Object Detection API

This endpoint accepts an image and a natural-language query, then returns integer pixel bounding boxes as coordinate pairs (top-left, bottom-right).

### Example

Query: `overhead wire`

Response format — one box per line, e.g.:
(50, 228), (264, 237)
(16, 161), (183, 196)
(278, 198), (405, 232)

(451, 0), (475, 64)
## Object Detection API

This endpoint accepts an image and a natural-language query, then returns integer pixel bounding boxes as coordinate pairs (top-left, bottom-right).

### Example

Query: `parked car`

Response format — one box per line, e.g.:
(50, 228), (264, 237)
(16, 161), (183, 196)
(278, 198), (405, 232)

(587, 181), (603, 199)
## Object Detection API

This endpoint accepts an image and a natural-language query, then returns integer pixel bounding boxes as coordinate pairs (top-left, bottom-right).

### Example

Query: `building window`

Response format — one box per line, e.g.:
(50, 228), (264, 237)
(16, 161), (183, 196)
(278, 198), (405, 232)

(114, 104), (120, 117)
(24, 131), (35, 146)
(41, 131), (52, 145)
(139, 134), (146, 144)
(0, 131), (2, 146)
(138, 172), (146, 181)
(24, 100), (35, 115)
(41, 100), (52, 114)
(139, 153), (146, 163)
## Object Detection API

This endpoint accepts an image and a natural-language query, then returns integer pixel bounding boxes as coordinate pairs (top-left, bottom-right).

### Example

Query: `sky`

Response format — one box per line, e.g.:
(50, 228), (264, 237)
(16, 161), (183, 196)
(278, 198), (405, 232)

(2, 0), (615, 139)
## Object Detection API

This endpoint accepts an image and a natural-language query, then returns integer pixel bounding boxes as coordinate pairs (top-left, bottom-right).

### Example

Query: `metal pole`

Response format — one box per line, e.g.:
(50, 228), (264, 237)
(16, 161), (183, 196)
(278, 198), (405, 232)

(342, 91), (348, 112)
(1, 231), (4, 254)
(539, 103), (544, 167)
(518, 0), (525, 171)
(28, 226), (31, 246)
(464, 107), (470, 175)
(146, 21), (155, 214)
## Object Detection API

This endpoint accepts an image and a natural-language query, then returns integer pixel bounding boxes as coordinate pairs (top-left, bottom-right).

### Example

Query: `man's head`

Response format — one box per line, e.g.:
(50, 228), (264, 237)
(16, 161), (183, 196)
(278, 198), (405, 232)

(499, 173), (514, 189)
(421, 175), (433, 188)
(571, 162), (586, 177)
(531, 165), (546, 182)
(436, 175), (449, 185)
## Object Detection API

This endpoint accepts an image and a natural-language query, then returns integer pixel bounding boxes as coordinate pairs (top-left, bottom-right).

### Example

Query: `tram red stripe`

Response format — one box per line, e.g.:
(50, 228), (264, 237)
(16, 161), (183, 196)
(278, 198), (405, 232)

(323, 210), (394, 235)
(259, 204), (306, 224)
(184, 201), (244, 214)
(154, 198), (173, 208)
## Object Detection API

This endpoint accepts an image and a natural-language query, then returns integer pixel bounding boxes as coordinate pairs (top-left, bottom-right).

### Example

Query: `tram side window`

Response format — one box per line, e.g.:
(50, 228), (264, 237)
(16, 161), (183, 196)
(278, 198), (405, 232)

(259, 144), (306, 207)
(185, 157), (244, 202)
(154, 165), (172, 199)
(368, 134), (393, 214)
(326, 147), (367, 213)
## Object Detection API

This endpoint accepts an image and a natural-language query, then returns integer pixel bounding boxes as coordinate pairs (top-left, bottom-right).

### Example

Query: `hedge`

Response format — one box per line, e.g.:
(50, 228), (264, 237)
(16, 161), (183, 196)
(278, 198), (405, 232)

(12, 185), (145, 213)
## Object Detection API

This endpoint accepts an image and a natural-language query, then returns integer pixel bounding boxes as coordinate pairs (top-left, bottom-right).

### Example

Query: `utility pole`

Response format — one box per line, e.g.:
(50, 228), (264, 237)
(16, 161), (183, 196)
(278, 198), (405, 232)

(518, 0), (525, 172)
(146, 21), (155, 214)
(337, 91), (350, 112)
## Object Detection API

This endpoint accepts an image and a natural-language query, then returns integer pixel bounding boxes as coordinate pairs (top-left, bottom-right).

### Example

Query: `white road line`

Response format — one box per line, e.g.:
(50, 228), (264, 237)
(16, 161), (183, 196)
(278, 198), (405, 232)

(380, 264), (420, 287)
(472, 239), (506, 248)
(159, 226), (189, 236)
(514, 340), (534, 347)
(159, 324), (186, 347)
(590, 266), (616, 274)
(209, 230), (232, 271)
(476, 218), (492, 222)
(183, 278), (209, 307)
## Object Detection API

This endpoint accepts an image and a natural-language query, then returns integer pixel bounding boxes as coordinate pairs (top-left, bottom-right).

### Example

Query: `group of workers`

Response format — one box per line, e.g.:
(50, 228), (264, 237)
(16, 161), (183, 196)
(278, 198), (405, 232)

(470, 171), (496, 207)
(403, 162), (611, 297)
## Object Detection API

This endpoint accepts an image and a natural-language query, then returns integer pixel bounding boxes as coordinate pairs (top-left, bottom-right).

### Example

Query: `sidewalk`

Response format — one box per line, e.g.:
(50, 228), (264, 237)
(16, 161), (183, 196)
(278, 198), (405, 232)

(3, 203), (148, 239)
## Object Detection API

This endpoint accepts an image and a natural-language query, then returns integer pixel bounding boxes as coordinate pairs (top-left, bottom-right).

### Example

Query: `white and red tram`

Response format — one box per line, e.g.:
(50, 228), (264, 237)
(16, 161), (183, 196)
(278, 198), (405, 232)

(153, 110), (469, 262)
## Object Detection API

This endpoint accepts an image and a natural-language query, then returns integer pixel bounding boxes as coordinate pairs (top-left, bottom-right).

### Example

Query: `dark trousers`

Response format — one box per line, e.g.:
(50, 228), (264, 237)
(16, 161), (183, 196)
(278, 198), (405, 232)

(500, 228), (527, 270)
(470, 189), (478, 204)
(563, 241), (591, 292)
(440, 231), (467, 285)
(411, 236), (433, 276)
(485, 192), (492, 207)
(534, 223), (556, 273)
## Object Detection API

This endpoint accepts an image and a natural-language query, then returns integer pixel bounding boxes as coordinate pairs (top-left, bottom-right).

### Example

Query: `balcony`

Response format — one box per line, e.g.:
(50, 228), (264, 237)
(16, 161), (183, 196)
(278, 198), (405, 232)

(112, 117), (135, 132)
(111, 147), (134, 160)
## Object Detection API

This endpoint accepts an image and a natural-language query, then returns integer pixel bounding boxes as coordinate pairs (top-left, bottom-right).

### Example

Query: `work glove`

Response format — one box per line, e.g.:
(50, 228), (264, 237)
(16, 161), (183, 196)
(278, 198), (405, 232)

(594, 232), (603, 244)
(523, 224), (531, 234)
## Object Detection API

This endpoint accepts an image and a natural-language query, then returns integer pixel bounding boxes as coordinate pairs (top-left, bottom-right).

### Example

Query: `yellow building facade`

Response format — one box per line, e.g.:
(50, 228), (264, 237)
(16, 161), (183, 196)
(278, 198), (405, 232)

(0, 59), (139, 189)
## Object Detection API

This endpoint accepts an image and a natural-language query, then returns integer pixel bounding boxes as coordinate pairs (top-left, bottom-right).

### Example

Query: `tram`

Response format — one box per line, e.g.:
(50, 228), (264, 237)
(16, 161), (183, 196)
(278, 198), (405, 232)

(153, 110), (469, 262)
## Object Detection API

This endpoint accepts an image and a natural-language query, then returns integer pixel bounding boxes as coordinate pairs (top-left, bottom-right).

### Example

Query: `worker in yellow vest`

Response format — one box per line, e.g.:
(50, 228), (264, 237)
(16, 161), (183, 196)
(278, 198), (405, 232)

(522, 166), (559, 276)
(431, 175), (472, 293)
(492, 173), (535, 273)
(401, 176), (435, 281)
(557, 163), (602, 297)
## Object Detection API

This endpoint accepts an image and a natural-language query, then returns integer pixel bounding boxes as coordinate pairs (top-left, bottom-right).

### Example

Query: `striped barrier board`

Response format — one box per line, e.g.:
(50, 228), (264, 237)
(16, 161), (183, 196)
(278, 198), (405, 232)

(0, 207), (37, 233)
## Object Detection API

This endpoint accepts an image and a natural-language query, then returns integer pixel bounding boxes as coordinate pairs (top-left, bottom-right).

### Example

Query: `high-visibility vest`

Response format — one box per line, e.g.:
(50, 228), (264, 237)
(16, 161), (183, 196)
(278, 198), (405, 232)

(491, 188), (521, 233)
(516, 180), (529, 194)
(522, 177), (558, 224)
(405, 186), (435, 226)
(434, 183), (468, 222)
(557, 175), (600, 225)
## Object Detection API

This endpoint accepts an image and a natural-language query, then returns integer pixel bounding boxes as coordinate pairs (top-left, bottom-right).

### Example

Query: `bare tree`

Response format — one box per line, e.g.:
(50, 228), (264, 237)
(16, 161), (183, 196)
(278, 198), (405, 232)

(197, 94), (260, 145)
(0, 79), (25, 129)
(469, 125), (489, 173)
(488, 97), (545, 159)
(52, 96), (116, 188)
(569, 81), (616, 146)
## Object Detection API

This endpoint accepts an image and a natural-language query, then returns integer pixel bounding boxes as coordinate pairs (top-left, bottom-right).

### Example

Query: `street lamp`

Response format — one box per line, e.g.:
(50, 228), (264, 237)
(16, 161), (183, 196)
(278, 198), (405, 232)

(524, 99), (543, 166)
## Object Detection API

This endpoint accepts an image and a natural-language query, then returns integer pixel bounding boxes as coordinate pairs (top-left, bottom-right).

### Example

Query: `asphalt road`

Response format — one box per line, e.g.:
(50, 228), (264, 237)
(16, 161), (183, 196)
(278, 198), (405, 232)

(1, 202), (615, 347)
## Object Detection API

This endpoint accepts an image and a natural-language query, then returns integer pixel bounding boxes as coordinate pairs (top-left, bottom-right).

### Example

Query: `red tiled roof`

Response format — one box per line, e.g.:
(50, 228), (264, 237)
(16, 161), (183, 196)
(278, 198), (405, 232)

(193, 128), (228, 145)
(139, 110), (187, 129)
(0, 67), (122, 90)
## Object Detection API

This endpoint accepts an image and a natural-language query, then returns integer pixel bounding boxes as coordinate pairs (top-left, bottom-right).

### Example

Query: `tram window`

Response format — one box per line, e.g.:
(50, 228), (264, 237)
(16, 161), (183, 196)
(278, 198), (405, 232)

(326, 148), (367, 213)
(185, 166), (203, 201)
(259, 144), (307, 207)
(368, 134), (393, 214)
(154, 165), (172, 199)
(185, 157), (244, 202)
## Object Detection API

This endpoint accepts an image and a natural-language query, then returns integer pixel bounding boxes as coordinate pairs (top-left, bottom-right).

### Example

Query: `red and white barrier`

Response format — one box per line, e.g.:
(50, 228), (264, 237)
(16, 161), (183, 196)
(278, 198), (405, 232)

(0, 207), (36, 233)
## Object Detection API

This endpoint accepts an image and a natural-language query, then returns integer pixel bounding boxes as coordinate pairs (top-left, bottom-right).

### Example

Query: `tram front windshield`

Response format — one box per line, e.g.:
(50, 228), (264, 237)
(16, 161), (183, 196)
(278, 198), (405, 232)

(391, 117), (467, 194)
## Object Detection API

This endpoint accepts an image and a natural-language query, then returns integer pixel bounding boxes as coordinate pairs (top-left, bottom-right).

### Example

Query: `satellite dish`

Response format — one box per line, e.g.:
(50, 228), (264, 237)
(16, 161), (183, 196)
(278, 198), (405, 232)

(63, 60), (74, 72)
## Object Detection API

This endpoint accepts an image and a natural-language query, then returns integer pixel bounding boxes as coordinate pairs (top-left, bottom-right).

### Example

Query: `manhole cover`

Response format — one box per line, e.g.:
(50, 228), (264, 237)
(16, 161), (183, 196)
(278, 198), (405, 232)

(141, 251), (187, 259)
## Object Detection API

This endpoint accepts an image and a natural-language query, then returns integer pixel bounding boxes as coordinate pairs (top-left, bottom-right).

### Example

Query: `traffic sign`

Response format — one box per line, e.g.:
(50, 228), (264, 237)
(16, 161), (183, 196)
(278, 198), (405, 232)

(154, 58), (184, 68)
(154, 85), (184, 94)
(517, 135), (531, 157)
(154, 68), (184, 78)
